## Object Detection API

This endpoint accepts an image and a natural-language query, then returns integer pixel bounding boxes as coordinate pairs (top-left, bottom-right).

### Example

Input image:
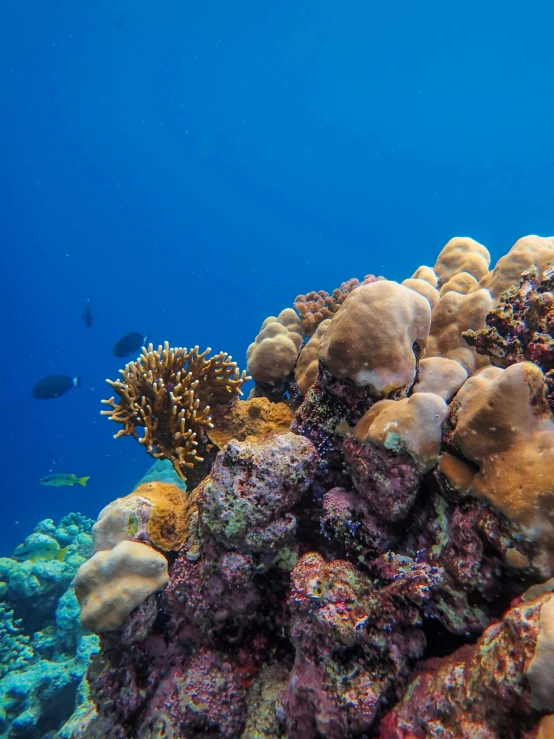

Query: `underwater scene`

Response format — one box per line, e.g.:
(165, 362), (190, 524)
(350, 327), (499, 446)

(2, 1), (554, 737)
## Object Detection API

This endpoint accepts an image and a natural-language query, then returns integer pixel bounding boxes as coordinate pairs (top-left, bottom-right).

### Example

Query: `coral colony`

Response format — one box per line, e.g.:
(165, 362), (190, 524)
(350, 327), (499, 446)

(5, 234), (554, 738)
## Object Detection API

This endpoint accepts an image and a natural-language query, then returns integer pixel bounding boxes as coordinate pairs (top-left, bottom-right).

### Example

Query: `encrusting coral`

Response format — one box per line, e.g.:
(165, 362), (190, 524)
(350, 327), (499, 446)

(208, 396), (294, 449)
(101, 341), (249, 487)
(379, 587), (554, 739)
(464, 266), (554, 409)
(92, 481), (195, 553)
(66, 232), (554, 739)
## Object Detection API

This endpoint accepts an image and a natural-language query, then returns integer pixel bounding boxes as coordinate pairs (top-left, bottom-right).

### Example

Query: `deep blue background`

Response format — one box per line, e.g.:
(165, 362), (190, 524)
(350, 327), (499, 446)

(1, 0), (553, 554)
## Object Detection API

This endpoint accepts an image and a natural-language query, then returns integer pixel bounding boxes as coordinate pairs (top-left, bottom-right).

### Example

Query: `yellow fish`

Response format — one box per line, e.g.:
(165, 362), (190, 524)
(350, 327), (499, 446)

(40, 473), (90, 487)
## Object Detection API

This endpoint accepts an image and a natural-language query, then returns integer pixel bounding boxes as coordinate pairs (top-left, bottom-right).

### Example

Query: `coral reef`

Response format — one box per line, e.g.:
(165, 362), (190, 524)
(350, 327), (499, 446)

(101, 341), (249, 487)
(425, 286), (493, 372)
(433, 236), (491, 286)
(478, 234), (554, 301)
(197, 432), (317, 556)
(68, 232), (554, 739)
(378, 587), (554, 739)
(0, 516), (99, 739)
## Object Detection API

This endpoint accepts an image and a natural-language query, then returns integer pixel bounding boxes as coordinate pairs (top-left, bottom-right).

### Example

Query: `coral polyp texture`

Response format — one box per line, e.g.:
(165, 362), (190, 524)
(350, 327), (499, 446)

(101, 341), (249, 487)
(71, 233), (554, 738)
(294, 274), (380, 337)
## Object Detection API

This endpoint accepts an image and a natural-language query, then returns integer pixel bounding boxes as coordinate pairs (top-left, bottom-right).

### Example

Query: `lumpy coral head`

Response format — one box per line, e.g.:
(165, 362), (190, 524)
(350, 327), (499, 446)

(433, 236), (491, 286)
(319, 280), (431, 394)
(353, 392), (448, 473)
(74, 540), (169, 632)
(449, 361), (554, 536)
(425, 288), (493, 373)
(412, 356), (468, 401)
(246, 308), (304, 385)
(401, 277), (440, 309)
(480, 234), (554, 301)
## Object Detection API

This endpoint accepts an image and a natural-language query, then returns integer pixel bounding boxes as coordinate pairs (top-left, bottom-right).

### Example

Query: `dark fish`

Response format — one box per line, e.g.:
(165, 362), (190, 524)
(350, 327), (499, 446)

(112, 332), (149, 358)
(32, 375), (80, 400)
(82, 299), (93, 328)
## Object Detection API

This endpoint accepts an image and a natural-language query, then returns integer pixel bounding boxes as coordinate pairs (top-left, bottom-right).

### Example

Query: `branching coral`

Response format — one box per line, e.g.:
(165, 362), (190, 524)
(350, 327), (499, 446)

(101, 342), (249, 482)
(294, 274), (380, 336)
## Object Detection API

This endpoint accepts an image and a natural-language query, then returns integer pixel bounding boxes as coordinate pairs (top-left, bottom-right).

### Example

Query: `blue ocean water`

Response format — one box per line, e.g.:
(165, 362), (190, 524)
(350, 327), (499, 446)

(1, 0), (553, 555)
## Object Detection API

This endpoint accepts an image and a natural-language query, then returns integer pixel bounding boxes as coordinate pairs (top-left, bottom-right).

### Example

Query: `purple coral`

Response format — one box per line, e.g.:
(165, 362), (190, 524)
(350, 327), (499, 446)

(196, 432), (318, 555)
(344, 433), (422, 521)
(378, 590), (552, 739)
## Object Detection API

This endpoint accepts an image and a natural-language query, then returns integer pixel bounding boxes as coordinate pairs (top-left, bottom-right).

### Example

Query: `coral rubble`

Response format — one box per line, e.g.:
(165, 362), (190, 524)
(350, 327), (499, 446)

(71, 232), (554, 738)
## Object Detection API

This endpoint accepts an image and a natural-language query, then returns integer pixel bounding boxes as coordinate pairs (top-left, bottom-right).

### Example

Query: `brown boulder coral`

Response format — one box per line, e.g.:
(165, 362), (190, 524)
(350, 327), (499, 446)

(320, 280), (431, 395)
(295, 318), (331, 395)
(477, 234), (554, 301)
(433, 236), (491, 286)
(444, 362), (554, 544)
(101, 342), (249, 487)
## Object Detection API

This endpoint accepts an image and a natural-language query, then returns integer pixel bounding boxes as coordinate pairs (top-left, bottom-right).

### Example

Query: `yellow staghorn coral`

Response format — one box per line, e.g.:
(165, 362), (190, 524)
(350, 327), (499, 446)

(101, 342), (249, 484)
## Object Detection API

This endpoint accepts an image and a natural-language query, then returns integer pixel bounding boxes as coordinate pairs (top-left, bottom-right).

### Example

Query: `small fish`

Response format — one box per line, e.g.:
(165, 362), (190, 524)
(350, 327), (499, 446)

(82, 299), (93, 328)
(32, 375), (80, 400)
(112, 332), (149, 358)
(40, 473), (90, 487)
(12, 533), (70, 563)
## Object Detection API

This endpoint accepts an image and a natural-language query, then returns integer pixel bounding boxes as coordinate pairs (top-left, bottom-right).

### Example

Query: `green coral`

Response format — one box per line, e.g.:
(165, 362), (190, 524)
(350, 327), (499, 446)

(0, 514), (98, 739)
(126, 513), (139, 538)
(242, 664), (288, 739)
(0, 605), (34, 680)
